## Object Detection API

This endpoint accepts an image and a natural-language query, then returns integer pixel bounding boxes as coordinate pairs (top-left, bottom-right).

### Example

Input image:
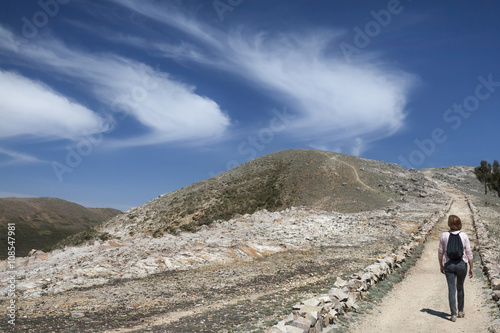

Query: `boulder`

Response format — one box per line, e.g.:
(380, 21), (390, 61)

(377, 260), (391, 275)
(393, 253), (406, 263)
(267, 328), (285, 333)
(298, 305), (321, 320)
(283, 326), (306, 333)
(344, 298), (358, 311)
(360, 272), (372, 283)
(334, 276), (348, 288)
(382, 256), (395, 268)
(347, 279), (366, 291)
(302, 298), (321, 307)
(348, 291), (362, 302)
(328, 288), (349, 302)
(34, 252), (49, 260)
(289, 317), (311, 331)
(327, 309), (337, 324)
(316, 295), (331, 304)
(492, 290), (500, 301)
(491, 278), (500, 291)
(329, 296), (343, 312)
(366, 264), (384, 279)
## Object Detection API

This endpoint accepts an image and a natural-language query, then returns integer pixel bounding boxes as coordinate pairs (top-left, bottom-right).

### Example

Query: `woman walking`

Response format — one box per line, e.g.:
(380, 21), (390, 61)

(438, 214), (474, 322)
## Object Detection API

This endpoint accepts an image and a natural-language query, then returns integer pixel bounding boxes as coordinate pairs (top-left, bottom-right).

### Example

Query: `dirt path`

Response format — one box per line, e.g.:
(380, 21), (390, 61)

(348, 187), (493, 333)
(331, 157), (378, 193)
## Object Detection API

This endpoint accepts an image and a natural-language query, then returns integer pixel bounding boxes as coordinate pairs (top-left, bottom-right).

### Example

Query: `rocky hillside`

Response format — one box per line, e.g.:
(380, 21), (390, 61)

(422, 166), (488, 196)
(97, 149), (439, 240)
(2, 149), (484, 332)
(0, 197), (121, 258)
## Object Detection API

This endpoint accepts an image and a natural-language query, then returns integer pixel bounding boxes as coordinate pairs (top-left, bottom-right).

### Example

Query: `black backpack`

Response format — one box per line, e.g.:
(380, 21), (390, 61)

(447, 231), (463, 263)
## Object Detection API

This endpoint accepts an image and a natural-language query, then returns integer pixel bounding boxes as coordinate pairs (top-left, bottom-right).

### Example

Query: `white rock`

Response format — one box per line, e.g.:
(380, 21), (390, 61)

(328, 288), (349, 302)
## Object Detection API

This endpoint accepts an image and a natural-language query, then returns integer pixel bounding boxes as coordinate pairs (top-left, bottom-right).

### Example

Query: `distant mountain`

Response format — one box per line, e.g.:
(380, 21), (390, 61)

(93, 149), (438, 240)
(0, 197), (121, 258)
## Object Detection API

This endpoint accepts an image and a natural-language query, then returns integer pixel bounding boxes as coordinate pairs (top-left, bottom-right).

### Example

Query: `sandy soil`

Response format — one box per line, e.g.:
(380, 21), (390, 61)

(348, 187), (494, 333)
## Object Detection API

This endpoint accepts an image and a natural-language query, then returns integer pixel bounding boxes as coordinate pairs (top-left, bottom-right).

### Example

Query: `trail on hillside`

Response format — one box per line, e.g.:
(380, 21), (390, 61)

(330, 157), (378, 193)
(348, 186), (493, 333)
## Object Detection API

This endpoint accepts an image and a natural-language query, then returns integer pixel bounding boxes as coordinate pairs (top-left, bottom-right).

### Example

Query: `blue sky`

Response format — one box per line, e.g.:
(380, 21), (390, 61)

(0, 0), (499, 210)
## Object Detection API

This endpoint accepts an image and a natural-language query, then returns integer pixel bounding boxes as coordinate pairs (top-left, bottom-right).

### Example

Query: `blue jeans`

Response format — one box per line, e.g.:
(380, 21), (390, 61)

(444, 260), (467, 316)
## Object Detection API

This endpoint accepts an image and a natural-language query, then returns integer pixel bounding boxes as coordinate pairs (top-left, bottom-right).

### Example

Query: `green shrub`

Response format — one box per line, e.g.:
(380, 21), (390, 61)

(99, 232), (111, 241)
(180, 222), (198, 232)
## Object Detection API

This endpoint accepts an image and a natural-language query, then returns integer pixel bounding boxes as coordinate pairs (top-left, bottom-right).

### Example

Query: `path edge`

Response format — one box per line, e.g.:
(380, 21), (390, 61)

(466, 196), (500, 330)
(267, 199), (454, 333)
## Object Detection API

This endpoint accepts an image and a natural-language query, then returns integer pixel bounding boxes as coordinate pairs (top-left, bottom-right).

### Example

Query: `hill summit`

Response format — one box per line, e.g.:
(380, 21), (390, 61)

(100, 149), (437, 239)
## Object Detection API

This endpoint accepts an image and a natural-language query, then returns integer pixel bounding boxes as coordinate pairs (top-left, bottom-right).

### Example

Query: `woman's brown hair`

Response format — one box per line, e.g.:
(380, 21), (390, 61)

(448, 215), (462, 231)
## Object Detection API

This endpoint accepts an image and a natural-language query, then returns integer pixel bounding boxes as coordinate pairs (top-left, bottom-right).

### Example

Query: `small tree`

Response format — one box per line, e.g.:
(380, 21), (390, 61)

(492, 160), (500, 197)
(474, 160), (492, 195)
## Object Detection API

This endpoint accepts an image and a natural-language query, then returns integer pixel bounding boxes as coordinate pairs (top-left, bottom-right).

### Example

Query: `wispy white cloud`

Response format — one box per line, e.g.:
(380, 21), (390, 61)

(223, 31), (414, 143)
(0, 24), (230, 147)
(350, 138), (365, 157)
(0, 146), (48, 167)
(0, 25), (21, 53)
(0, 191), (35, 198)
(110, 1), (417, 151)
(107, 0), (222, 48)
(0, 70), (105, 141)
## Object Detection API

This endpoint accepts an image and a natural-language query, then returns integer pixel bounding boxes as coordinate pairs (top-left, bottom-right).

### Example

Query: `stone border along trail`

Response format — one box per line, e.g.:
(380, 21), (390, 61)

(348, 185), (496, 333)
(268, 197), (453, 332)
(467, 196), (500, 310)
(268, 182), (499, 333)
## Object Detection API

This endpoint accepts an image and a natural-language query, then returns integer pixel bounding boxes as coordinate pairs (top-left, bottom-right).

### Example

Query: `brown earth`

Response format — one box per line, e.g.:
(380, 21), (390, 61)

(0, 197), (121, 258)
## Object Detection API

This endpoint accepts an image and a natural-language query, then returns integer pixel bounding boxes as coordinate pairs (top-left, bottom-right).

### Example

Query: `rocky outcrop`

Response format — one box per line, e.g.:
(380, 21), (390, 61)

(1, 202), (445, 300)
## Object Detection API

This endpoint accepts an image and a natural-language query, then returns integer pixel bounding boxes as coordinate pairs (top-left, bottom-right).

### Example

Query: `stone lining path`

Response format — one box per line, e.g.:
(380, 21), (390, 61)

(348, 187), (494, 332)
